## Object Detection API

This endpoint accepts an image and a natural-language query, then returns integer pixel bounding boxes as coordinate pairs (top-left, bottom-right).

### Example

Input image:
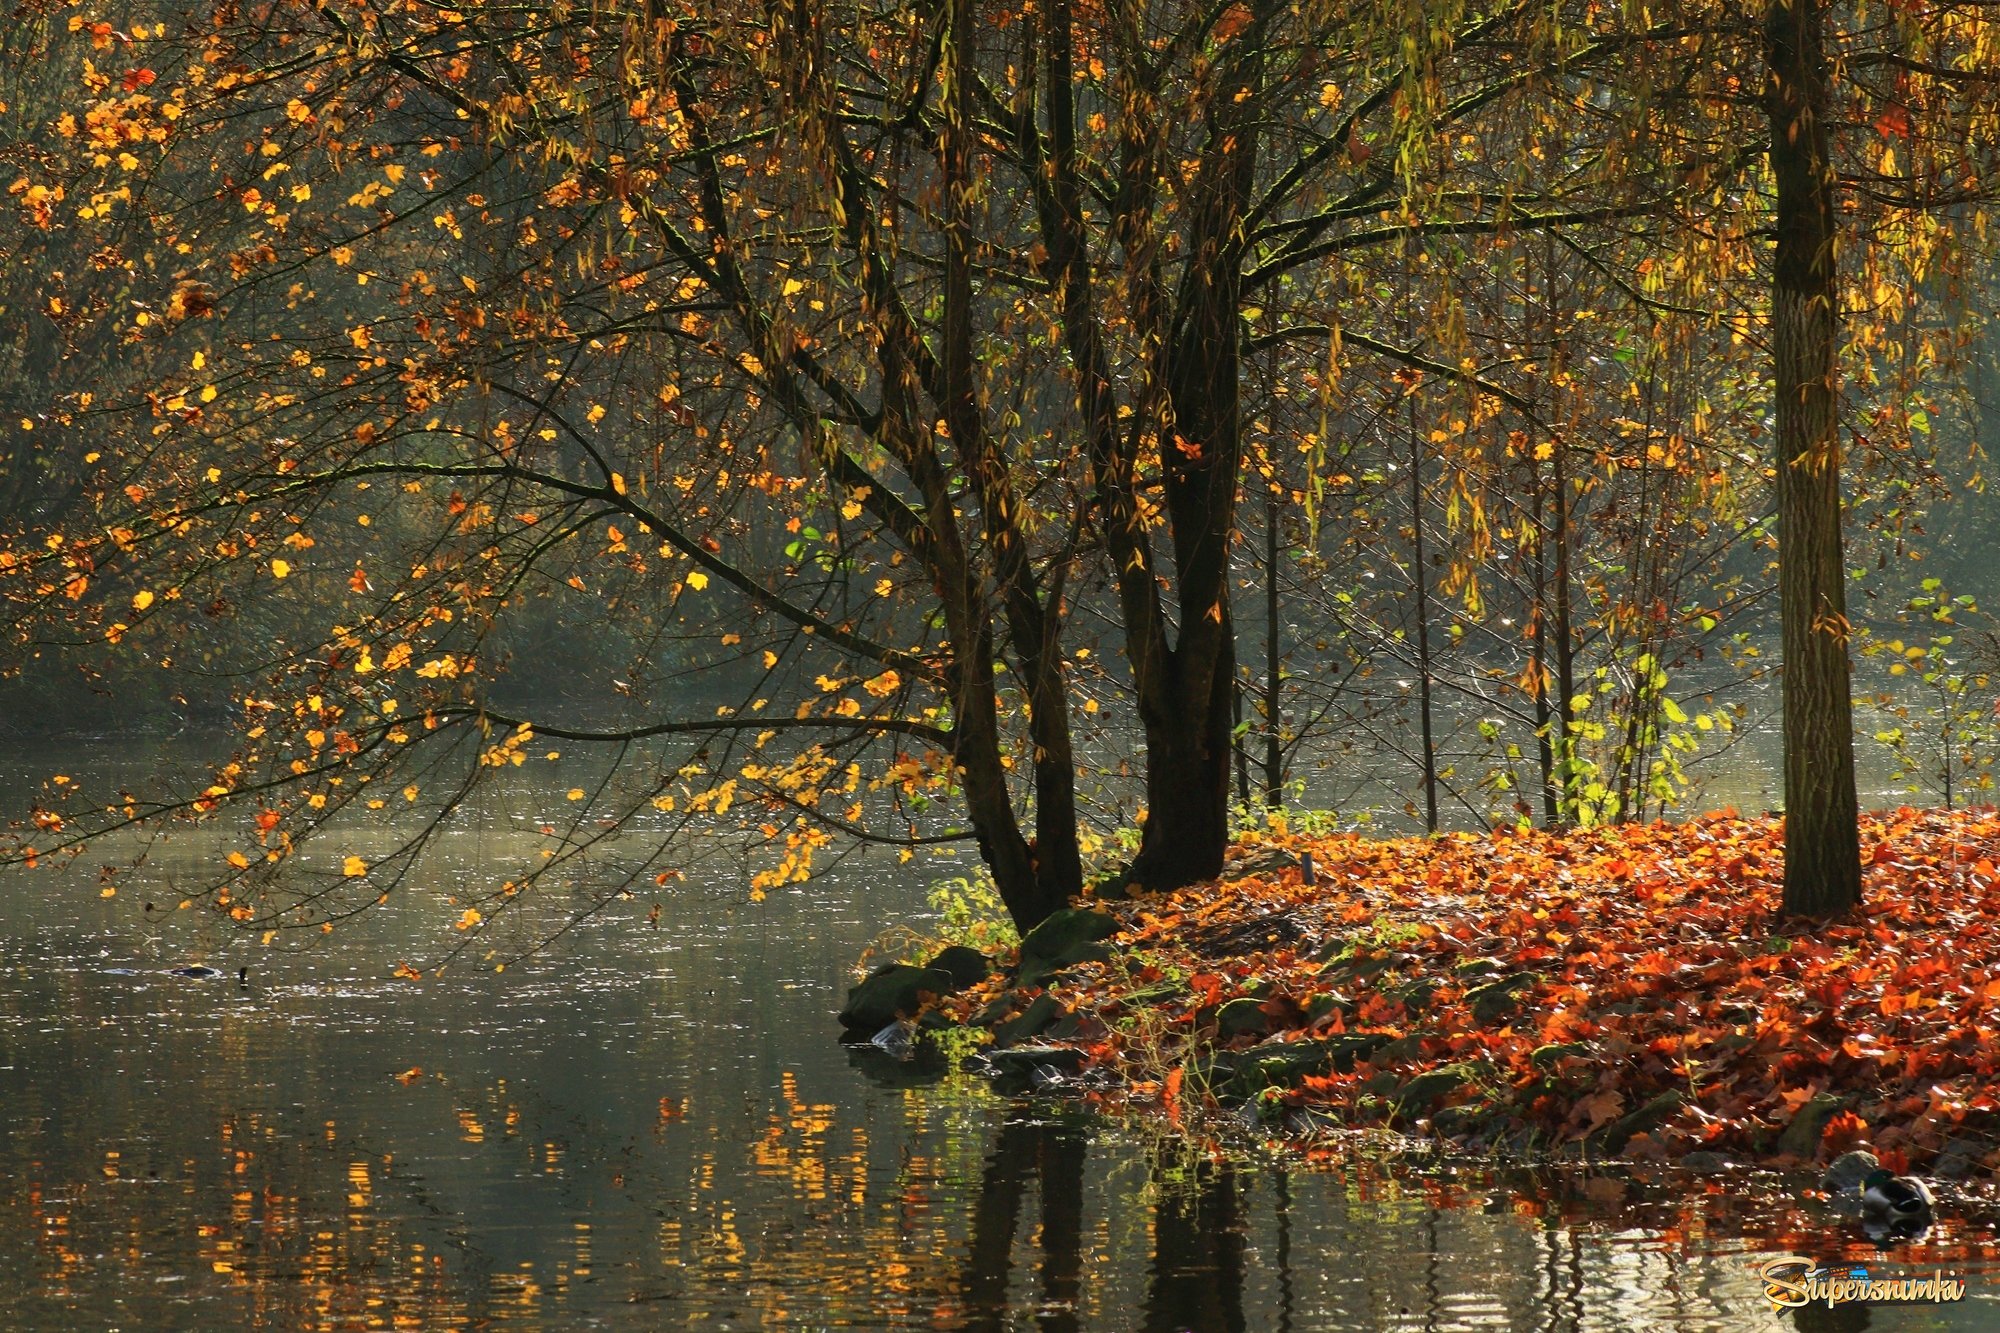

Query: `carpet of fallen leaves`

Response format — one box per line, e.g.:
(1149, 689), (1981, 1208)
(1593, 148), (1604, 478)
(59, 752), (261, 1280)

(942, 808), (2000, 1178)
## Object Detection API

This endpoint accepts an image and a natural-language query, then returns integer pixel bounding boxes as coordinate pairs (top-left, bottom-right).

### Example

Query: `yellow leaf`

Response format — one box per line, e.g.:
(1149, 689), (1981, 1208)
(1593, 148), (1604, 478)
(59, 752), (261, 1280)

(455, 907), (482, 930)
(566, 788), (585, 801)
(686, 571), (708, 591)
(610, 472), (627, 495)
(342, 855), (368, 877)
(132, 589), (154, 611)
(227, 851), (249, 869)
(271, 559), (291, 579)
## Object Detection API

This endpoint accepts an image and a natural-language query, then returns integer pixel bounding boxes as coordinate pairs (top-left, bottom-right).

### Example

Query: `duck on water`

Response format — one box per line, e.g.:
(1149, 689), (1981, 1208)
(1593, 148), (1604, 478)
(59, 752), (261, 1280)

(166, 964), (250, 986)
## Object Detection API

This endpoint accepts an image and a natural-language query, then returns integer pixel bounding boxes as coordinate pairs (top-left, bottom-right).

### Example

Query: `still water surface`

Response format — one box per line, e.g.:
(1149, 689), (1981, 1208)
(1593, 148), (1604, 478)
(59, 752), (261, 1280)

(1, 747), (1995, 1330)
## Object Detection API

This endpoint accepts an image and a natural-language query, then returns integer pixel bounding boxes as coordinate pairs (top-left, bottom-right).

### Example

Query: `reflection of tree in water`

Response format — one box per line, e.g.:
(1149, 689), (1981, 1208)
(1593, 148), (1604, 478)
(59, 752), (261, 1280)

(956, 1120), (1263, 1333)
(1141, 1154), (1248, 1333)
(958, 1114), (1090, 1332)
(1792, 1301), (1872, 1333)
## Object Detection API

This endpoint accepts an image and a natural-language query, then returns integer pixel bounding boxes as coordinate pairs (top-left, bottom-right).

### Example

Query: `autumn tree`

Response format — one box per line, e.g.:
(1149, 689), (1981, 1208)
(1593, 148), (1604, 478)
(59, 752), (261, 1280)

(1763, 0), (1862, 915)
(5, 0), (1994, 955)
(1757, 0), (2000, 915)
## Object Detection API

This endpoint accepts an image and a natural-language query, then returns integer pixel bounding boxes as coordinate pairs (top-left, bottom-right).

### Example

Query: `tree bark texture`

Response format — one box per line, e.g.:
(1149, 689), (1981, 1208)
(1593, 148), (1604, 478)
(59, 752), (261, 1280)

(1765, 0), (1863, 916)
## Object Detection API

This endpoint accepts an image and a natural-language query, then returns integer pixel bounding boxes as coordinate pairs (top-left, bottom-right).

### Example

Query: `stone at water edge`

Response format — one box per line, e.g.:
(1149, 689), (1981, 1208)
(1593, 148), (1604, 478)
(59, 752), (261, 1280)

(924, 945), (990, 990)
(869, 1021), (915, 1059)
(1207, 1033), (1393, 1100)
(980, 1044), (1089, 1086)
(1932, 1138), (1985, 1182)
(1819, 1149), (1880, 1207)
(1016, 907), (1119, 981)
(1775, 1092), (1853, 1159)
(1393, 1066), (1470, 1118)
(990, 992), (1066, 1048)
(837, 963), (956, 1034)
(1213, 996), (1275, 1041)
(1595, 1090), (1685, 1152)
(1017, 906), (1118, 962)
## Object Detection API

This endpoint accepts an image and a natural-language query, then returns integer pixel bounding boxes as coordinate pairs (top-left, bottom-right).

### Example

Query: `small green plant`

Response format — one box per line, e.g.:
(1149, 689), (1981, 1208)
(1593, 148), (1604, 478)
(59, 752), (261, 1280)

(926, 871), (1018, 954)
(925, 1022), (992, 1067)
(1566, 651), (1725, 827)
(850, 870), (1014, 975)
(1232, 799), (1350, 840)
(1859, 579), (1998, 809)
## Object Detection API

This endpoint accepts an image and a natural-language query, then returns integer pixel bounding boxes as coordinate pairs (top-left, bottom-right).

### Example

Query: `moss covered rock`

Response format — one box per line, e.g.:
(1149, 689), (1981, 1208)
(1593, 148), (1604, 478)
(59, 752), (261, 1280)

(837, 964), (956, 1034)
(1017, 907), (1120, 982)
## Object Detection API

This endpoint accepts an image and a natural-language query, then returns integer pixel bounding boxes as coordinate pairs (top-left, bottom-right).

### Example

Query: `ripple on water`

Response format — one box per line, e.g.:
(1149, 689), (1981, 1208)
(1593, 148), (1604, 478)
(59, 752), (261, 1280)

(2, 801), (1997, 1329)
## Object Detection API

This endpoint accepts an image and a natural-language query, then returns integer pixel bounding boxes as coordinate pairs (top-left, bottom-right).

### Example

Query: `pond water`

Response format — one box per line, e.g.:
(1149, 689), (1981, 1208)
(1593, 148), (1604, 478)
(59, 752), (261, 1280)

(1, 744), (1995, 1330)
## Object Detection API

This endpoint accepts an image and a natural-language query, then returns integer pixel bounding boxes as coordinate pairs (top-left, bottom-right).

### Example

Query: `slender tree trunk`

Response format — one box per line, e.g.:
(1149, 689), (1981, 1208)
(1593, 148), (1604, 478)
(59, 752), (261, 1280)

(1551, 434), (1578, 821)
(1405, 273), (1440, 834)
(1765, 0), (1862, 916)
(1529, 477), (1560, 827)
(1233, 678), (1253, 805)
(1263, 472), (1284, 807)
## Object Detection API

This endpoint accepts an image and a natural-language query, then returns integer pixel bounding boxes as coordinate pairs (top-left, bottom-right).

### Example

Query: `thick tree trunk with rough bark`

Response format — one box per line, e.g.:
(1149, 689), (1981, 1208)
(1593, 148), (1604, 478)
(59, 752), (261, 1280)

(1030, 0), (1265, 895)
(1132, 629), (1240, 889)
(1764, 0), (1862, 916)
(1126, 47), (1260, 892)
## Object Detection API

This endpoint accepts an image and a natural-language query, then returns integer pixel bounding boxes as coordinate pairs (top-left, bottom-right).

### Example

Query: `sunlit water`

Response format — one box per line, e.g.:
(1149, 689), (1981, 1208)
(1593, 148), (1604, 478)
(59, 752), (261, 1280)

(2, 740), (1995, 1330)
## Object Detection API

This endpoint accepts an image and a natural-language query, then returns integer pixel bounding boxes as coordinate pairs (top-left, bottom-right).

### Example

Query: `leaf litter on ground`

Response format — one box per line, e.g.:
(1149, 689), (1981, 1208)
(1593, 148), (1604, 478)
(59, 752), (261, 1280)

(939, 808), (2000, 1203)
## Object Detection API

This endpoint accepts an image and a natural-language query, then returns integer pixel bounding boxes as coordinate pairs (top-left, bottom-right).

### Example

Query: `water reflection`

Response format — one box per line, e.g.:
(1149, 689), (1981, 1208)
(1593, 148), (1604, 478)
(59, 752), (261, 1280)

(1142, 1155), (1247, 1333)
(955, 1113), (1092, 1332)
(1, 754), (1996, 1329)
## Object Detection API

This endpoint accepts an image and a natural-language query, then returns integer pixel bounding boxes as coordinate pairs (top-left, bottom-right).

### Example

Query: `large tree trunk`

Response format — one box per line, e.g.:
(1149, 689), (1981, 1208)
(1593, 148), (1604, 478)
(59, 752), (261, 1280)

(1765, 0), (1862, 916)
(1122, 15), (1263, 892)
(1133, 633), (1239, 889)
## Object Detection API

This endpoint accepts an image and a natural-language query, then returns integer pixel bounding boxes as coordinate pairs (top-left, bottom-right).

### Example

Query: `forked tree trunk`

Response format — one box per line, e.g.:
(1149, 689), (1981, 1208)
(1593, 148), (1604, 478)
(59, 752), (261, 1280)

(938, 0), (1078, 932)
(1765, 0), (1862, 916)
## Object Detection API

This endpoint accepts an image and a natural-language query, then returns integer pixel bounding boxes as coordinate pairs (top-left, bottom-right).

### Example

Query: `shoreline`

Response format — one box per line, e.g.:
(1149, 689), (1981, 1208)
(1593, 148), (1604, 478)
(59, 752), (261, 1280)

(903, 808), (2000, 1185)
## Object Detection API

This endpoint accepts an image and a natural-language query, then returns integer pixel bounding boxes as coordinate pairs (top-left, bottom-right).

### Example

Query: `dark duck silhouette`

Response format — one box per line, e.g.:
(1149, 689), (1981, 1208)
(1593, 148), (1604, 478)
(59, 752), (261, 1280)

(1859, 1168), (1934, 1240)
